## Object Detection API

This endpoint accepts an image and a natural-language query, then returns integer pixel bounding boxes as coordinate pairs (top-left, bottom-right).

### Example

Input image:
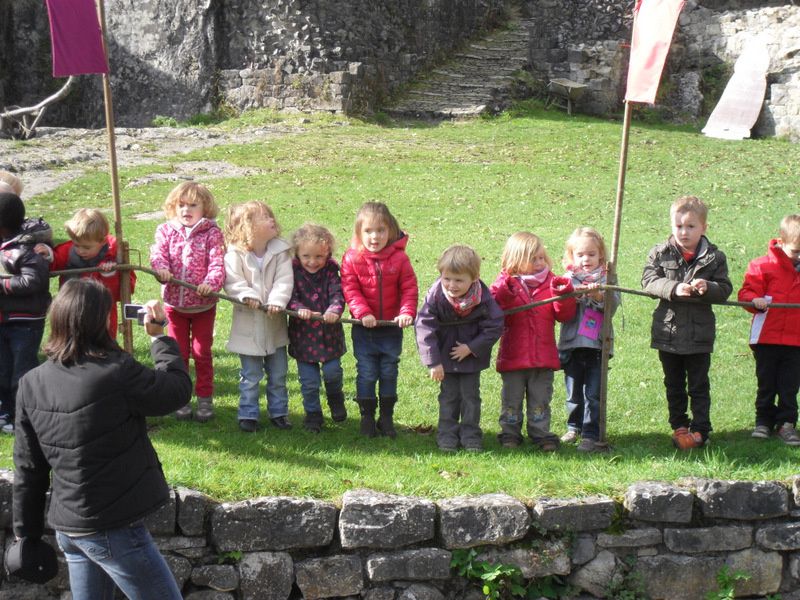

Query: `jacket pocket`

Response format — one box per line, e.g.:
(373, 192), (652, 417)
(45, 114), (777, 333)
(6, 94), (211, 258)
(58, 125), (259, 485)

(651, 306), (674, 346)
(692, 309), (715, 345)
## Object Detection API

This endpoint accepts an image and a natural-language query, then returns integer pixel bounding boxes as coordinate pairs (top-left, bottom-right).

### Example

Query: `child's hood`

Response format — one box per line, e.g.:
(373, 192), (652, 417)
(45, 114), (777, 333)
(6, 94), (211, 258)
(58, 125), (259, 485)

(167, 217), (219, 237)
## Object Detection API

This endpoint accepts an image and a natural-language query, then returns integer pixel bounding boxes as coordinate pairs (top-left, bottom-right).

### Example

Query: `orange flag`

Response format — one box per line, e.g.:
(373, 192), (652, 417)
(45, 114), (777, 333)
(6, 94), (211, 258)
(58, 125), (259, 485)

(625, 0), (685, 104)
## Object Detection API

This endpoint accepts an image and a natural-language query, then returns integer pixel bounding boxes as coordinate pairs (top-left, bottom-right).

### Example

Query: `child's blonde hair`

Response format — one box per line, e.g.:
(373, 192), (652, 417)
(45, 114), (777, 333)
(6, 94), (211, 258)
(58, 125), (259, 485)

(437, 244), (481, 280)
(501, 232), (552, 275)
(224, 201), (279, 251)
(0, 171), (23, 196)
(65, 208), (110, 243)
(562, 227), (607, 270)
(292, 223), (336, 257)
(670, 195), (708, 224)
(352, 201), (400, 250)
(780, 214), (800, 244)
(163, 181), (219, 220)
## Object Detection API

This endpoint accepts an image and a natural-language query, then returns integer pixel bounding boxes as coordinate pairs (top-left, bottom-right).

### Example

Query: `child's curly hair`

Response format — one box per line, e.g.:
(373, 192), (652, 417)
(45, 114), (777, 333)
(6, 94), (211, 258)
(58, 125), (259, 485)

(65, 208), (110, 243)
(163, 181), (219, 220)
(0, 171), (23, 196)
(501, 231), (552, 275)
(352, 201), (400, 250)
(292, 223), (336, 257)
(224, 201), (279, 251)
(562, 226), (607, 270)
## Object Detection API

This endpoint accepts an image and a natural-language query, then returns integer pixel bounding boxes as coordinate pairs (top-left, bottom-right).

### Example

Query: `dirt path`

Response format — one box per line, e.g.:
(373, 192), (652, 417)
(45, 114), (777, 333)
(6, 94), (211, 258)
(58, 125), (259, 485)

(0, 124), (303, 198)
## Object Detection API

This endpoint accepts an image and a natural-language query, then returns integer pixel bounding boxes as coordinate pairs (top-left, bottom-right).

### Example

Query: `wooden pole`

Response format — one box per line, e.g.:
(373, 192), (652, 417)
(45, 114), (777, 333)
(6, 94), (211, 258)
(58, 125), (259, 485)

(95, 0), (133, 352)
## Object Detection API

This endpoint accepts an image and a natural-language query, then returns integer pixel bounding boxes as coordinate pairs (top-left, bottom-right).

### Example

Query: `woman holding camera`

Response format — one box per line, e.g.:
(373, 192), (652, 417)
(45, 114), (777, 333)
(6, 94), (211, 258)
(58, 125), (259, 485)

(11, 278), (191, 599)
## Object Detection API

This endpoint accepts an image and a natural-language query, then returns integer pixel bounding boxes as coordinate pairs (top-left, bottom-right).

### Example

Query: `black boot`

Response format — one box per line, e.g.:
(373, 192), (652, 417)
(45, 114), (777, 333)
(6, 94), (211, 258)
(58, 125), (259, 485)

(377, 396), (397, 439)
(326, 390), (348, 422)
(356, 397), (377, 437)
(303, 411), (324, 433)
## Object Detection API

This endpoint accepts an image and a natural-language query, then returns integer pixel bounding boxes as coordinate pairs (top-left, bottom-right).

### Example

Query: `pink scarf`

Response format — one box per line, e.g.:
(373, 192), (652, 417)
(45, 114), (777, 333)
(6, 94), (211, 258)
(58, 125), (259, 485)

(444, 281), (482, 317)
(516, 269), (550, 292)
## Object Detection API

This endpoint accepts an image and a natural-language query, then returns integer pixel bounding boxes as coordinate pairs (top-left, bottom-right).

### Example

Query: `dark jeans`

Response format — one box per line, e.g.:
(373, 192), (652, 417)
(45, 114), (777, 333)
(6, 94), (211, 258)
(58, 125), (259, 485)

(752, 344), (800, 429)
(563, 348), (601, 441)
(351, 325), (403, 399)
(658, 350), (712, 437)
(437, 371), (482, 450)
(0, 320), (45, 420)
(296, 358), (344, 414)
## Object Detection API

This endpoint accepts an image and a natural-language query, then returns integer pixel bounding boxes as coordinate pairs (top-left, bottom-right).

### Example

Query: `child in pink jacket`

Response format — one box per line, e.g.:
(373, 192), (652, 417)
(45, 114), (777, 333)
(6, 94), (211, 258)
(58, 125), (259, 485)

(150, 181), (226, 422)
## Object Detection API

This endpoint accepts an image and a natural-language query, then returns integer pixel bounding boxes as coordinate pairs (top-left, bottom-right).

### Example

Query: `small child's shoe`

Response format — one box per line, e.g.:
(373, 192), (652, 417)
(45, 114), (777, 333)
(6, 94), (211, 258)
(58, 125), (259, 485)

(577, 438), (598, 453)
(438, 445), (458, 453)
(751, 425), (771, 439)
(560, 430), (579, 444)
(777, 423), (800, 446)
(175, 404), (192, 421)
(270, 416), (293, 430)
(303, 412), (323, 434)
(195, 397), (214, 422)
(239, 419), (257, 433)
(539, 440), (559, 452)
(672, 427), (704, 450)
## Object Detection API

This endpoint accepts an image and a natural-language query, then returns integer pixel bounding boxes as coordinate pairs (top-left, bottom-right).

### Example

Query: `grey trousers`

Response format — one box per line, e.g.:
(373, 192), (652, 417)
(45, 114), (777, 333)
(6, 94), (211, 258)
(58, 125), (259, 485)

(498, 368), (558, 446)
(437, 372), (483, 449)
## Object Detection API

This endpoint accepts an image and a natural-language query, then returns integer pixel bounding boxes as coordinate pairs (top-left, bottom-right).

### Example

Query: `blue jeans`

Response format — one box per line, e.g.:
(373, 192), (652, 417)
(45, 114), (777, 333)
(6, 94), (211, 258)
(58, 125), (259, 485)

(0, 320), (44, 420)
(55, 522), (182, 600)
(351, 325), (403, 399)
(297, 358), (343, 413)
(563, 348), (602, 441)
(238, 347), (289, 420)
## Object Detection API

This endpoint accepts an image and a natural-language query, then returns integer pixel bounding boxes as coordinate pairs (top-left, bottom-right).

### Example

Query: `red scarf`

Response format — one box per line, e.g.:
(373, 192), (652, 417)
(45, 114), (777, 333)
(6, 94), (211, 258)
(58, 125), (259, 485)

(444, 280), (482, 317)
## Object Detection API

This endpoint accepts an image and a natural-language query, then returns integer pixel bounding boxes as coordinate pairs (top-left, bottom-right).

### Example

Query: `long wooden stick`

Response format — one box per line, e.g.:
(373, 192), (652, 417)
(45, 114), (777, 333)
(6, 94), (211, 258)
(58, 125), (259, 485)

(94, 0), (133, 352)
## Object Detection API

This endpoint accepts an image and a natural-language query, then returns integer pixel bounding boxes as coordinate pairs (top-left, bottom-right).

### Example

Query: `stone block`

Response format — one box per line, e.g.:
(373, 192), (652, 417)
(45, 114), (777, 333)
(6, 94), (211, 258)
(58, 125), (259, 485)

(571, 534), (596, 566)
(438, 493), (530, 548)
(726, 548), (782, 596)
(366, 548), (451, 581)
(664, 525), (752, 553)
(568, 550), (619, 598)
(696, 480), (788, 520)
(793, 475), (800, 508)
(177, 486), (217, 537)
(154, 535), (208, 552)
(638, 555), (724, 599)
(185, 592), (235, 600)
(756, 522), (800, 550)
(397, 584), (444, 600)
(191, 564), (239, 592)
(478, 540), (570, 578)
(239, 552), (292, 600)
(597, 528), (662, 548)
(623, 481), (694, 523)
(164, 555), (193, 590)
(144, 488), (177, 535)
(210, 497), (336, 551)
(364, 587), (397, 600)
(0, 470), (12, 529)
(295, 554), (363, 599)
(533, 496), (616, 532)
(340, 489), (436, 549)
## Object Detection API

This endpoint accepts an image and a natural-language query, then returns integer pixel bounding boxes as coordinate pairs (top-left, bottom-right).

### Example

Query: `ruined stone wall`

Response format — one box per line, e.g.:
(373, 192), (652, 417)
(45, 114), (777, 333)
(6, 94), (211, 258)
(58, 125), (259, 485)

(0, 0), (504, 127)
(3, 471), (800, 599)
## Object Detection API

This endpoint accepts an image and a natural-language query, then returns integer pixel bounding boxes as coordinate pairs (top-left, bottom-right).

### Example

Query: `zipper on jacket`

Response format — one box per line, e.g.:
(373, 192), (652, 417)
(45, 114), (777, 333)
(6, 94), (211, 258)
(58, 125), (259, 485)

(376, 261), (383, 319)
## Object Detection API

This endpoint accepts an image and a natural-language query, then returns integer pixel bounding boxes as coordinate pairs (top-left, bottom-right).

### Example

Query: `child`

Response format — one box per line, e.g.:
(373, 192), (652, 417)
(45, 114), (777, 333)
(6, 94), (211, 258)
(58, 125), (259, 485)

(415, 245), (503, 452)
(288, 223), (347, 432)
(223, 201), (294, 433)
(738, 214), (800, 445)
(341, 201), (418, 438)
(490, 232), (576, 450)
(49, 209), (136, 338)
(642, 195), (732, 450)
(150, 181), (226, 422)
(558, 227), (619, 453)
(0, 193), (52, 434)
(0, 171), (23, 196)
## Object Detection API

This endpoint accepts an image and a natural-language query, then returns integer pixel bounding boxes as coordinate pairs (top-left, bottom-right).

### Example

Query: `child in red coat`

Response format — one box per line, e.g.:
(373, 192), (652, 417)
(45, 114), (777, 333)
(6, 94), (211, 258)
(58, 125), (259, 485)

(341, 202), (418, 438)
(738, 214), (800, 445)
(490, 231), (575, 450)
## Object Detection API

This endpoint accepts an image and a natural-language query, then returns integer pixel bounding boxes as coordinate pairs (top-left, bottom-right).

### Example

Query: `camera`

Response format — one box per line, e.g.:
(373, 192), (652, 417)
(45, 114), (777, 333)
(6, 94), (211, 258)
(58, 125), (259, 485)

(123, 304), (147, 325)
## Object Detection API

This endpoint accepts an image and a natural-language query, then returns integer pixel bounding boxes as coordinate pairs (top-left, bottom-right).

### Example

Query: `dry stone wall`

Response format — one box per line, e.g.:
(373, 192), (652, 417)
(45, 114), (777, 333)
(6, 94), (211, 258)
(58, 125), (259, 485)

(4, 471), (800, 599)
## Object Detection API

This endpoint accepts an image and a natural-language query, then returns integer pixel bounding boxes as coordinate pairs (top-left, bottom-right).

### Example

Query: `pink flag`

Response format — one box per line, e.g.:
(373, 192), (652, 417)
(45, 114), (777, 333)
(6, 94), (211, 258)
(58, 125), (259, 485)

(45, 0), (109, 77)
(625, 0), (685, 104)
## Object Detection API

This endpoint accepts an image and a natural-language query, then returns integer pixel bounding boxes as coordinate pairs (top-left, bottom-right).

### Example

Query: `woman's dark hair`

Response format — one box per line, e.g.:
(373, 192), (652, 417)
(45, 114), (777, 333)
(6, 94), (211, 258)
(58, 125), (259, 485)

(44, 278), (121, 364)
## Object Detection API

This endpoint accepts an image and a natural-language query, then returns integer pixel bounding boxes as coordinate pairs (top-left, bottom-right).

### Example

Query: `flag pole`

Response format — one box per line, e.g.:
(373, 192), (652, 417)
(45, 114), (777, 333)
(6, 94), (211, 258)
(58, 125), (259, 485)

(597, 98), (633, 448)
(94, 0), (133, 352)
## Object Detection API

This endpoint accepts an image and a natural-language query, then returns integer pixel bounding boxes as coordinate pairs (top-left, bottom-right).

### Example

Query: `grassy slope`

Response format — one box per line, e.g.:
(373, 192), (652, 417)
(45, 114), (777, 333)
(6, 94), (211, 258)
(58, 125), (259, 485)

(3, 102), (798, 502)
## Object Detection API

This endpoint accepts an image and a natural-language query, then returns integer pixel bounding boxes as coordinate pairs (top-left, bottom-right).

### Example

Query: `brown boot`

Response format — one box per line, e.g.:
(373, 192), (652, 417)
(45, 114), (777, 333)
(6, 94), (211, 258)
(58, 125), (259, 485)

(377, 396), (397, 439)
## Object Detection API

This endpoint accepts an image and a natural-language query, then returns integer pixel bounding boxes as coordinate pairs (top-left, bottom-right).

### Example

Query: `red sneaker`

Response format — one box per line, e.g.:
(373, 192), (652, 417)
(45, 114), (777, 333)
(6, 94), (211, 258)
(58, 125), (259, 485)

(672, 427), (704, 450)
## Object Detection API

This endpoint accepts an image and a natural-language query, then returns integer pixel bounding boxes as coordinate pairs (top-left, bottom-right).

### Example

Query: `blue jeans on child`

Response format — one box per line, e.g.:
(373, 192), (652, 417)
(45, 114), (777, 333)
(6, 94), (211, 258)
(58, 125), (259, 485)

(351, 325), (403, 399)
(55, 521), (182, 600)
(238, 347), (289, 421)
(563, 348), (602, 441)
(0, 320), (45, 421)
(297, 358), (343, 413)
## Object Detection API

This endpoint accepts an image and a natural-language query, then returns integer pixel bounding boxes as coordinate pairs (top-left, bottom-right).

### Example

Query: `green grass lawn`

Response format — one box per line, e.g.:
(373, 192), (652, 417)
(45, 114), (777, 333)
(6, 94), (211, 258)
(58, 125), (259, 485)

(3, 101), (799, 503)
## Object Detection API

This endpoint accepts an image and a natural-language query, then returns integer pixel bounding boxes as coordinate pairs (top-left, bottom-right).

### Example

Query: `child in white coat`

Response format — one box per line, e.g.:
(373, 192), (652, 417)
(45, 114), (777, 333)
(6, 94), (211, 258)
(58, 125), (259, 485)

(223, 201), (294, 433)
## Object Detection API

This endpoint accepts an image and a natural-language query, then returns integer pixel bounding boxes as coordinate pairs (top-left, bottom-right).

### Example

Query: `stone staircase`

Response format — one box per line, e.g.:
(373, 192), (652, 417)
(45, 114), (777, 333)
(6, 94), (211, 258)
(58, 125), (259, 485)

(384, 19), (533, 119)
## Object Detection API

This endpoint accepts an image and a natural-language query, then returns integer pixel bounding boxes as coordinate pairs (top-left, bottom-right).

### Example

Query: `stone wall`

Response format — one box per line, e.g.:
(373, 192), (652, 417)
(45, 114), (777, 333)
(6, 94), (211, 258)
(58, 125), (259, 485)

(4, 470), (800, 599)
(0, 0), (504, 127)
(525, 0), (800, 141)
